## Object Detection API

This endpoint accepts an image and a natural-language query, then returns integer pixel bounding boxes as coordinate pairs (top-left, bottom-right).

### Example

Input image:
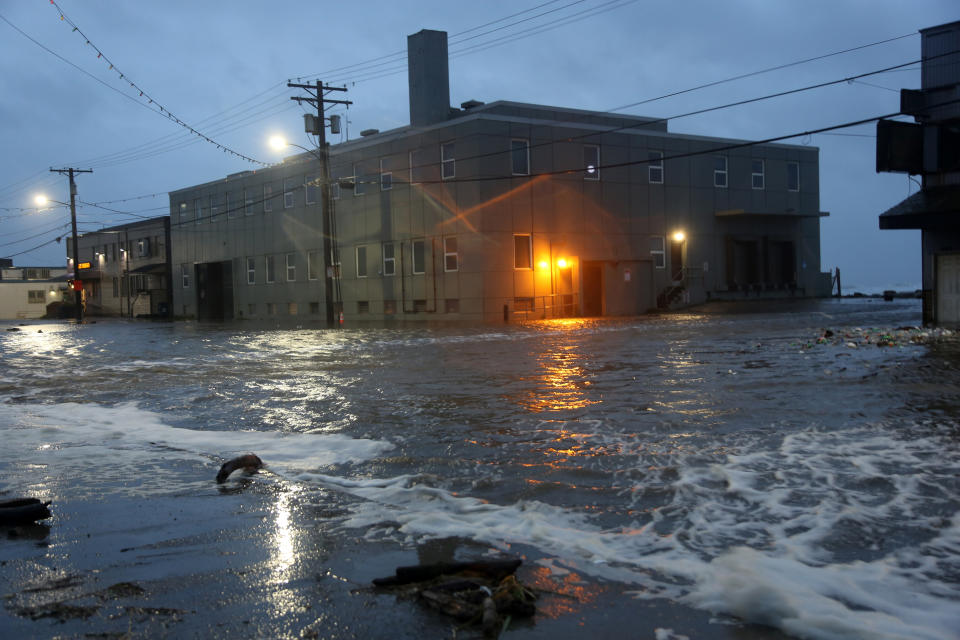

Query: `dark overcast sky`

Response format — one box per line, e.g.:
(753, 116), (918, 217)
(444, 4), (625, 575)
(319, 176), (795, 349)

(1, 1), (957, 292)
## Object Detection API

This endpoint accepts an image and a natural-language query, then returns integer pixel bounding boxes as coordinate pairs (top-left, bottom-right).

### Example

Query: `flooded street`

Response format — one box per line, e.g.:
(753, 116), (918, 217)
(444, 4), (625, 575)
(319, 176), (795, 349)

(2, 299), (959, 639)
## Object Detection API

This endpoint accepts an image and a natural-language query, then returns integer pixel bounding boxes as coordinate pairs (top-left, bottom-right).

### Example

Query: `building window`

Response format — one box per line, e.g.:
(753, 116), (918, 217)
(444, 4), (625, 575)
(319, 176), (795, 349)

(309, 302), (320, 315)
(179, 202), (188, 222)
(383, 242), (395, 276)
(331, 176), (341, 200)
(514, 234), (532, 269)
(714, 156), (728, 188)
(409, 149), (423, 184)
(305, 175), (317, 205)
(380, 158), (392, 191)
(356, 245), (368, 278)
(266, 255), (276, 283)
(441, 142), (455, 180)
(413, 299), (427, 313)
(514, 297), (534, 312)
(226, 191), (236, 218)
(787, 162), (800, 192)
(511, 139), (530, 176)
(210, 194), (222, 220)
(246, 257), (256, 284)
(445, 298), (459, 313)
(181, 264), (190, 288)
(244, 189), (254, 215)
(283, 178), (297, 209)
(584, 144), (600, 180)
(357, 300), (370, 314)
(194, 198), (202, 224)
(263, 183), (274, 212)
(286, 253), (296, 281)
(288, 302), (298, 316)
(650, 236), (665, 269)
(308, 250), (321, 280)
(266, 303), (276, 316)
(444, 236), (459, 272)
(649, 151), (663, 184)
(412, 239), (426, 274)
(384, 300), (396, 315)
(752, 159), (765, 190)
(353, 163), (364, 196)
(27, 290), (44, 304)
(137, 238), (151, 257)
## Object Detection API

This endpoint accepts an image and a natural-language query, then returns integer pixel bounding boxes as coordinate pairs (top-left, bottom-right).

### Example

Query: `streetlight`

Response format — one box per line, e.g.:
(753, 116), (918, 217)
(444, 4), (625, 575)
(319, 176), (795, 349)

(34, 193), (84, 323)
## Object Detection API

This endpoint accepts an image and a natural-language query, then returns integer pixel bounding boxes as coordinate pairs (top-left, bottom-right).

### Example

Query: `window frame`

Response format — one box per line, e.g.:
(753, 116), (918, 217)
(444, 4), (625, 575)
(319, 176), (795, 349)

(787, 161), (800, 192)
(181, 264), (191, 288)
(353, 163), (364, 196)
(751, 159), (765, 190)
(283, 177), (297, 209)
(356, 245), (368, 278)
(382, 242), (396, 276)
(648, 151), (664, 184)
(650, 236), (666, 269)
(380, 158), (392, 191)
(714, 155), (728, 189)
(514, 234), (532, 270)
(286, 252), (296, 282)
(246, 257), (256, 285)
(265, 255), (276, 283)
(584, 144), (600, 181)
(243, 189), (254, 216)
(305, 175), (317, 205)
(263, 183), (274, 213)
(308, 250), (321, 280)
(511, 138), (530, 176)
(179, 201), (188, 222)
(409, 149), (423, 184)
(194, 198), (203, 225)
(210, 193), (222, 220)
(443, 236), (458, 272)
(441, 142), (455, 180)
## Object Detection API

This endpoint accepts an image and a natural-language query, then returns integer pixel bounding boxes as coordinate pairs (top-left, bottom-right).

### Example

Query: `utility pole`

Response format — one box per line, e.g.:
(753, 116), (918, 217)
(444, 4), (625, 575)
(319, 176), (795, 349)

(287, 81), (351, 327)
(51, 167), (92, 324)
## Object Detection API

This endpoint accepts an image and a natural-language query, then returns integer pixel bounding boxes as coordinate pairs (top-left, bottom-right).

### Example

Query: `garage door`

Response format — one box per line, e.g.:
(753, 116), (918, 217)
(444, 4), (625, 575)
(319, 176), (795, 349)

(937, 253), (960, 327)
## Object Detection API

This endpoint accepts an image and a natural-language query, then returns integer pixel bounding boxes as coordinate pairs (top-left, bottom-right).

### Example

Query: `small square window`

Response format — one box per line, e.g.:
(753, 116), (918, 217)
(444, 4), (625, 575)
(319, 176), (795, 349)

(445, 298), (459, 313)
(357, 300), (370, 314)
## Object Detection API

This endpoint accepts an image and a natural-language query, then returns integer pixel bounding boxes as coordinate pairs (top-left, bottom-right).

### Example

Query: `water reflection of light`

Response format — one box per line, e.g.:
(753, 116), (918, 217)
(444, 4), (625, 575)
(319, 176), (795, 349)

(271, 487), (298, 581)
(519, 330), (599, 413)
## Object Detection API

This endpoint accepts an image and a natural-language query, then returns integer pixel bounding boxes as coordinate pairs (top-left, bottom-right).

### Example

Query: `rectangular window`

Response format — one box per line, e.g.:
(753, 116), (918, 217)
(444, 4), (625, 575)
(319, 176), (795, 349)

(514, 234), (532, 269)
(137, 238), (151, 257)
(380, 158), (392, 191)
(444, 236), (458, 272)
(248, 303), (257, 315)
(409, 149), (423, 184)
(383, 242), (395, 276)
(353, 164), (364, 196)
(288, 302), (298, 316)
(226, 191), (236, 218)
(331, 178), (341, 200)
(649, 151), (663, 184)
(246, 257), (256, 284)
(210, 194), (222, 220)
(356, 245), (368, 278)
(263, 184), (274, 212)
(384, 300), (396, 315)
(584, 144), (600, 180)
(28, 290), (45, 304)
(283, 178), (296, 208)
(445, 298), (459, 313)
(265, 255), (276, 283)
(309, 302), (320, 315)
(441, 142), (455, 180)
(181, 264), (191, 288)
(179, 201), (189, 222)
(286, 253), (296, 281)
(511, 139), (530, 176)
(266, 302), (276, 316)
(305, 175), (317, 205)
(244, 189), (254, 215)
(787, 162), (800, 192)
(357, 301), (370, 314)
(194, 198), (202, 224)
(412, 239), (426, 274)
(752, 159), (765, 190)
(650, 236), (665, 269)
(714, 156), (728, 188)
(308, 250), (321, 280)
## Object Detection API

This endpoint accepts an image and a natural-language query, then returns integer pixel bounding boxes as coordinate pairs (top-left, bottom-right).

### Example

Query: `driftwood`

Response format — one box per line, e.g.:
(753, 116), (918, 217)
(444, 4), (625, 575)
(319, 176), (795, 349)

(0, 498), (52, 525)
(373, 559), (523, 587)
(215, 454), (263, 483)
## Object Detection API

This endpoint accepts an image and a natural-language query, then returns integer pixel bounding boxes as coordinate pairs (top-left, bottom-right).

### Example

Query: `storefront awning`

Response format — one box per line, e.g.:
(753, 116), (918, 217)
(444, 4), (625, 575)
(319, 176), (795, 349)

(879, 186), (960, 230)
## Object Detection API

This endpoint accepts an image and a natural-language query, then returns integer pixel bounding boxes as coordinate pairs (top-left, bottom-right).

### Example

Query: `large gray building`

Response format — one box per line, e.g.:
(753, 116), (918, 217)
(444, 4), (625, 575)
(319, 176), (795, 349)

(170, 29), (829, 323)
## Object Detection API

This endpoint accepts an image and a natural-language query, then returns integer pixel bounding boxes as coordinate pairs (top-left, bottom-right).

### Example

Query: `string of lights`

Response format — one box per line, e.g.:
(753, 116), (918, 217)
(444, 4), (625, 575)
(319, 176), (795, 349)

(47, 0), (268, 167)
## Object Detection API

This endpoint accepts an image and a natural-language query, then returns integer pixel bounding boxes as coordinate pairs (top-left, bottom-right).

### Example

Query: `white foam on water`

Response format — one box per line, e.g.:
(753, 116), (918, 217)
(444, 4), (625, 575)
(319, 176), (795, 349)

(1, 402), (394, 495)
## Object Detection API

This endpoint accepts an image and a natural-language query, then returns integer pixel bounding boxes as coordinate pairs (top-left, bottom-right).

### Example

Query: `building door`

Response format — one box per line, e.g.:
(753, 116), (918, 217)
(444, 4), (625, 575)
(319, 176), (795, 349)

(937, 253), (960, 327)
(670, 237), (684, 282)
(583, 262), (603, 316)
(195, 261), (234, 321)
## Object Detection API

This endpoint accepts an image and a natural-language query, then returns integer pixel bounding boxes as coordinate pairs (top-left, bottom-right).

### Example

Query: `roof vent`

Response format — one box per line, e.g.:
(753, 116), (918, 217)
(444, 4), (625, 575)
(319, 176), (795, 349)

(360, 128), (379, 137)
(461, 99), (485, 110)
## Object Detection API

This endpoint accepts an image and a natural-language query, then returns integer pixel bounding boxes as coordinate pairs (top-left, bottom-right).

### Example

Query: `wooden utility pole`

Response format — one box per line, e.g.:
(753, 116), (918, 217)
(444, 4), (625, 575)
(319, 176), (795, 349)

(287, 81), (351, 327)
(50, 167), (92, 324)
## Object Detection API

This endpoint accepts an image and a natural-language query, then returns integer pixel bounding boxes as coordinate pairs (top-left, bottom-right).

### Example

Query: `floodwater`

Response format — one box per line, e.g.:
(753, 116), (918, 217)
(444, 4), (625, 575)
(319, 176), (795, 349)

(1, 299), (959, 639)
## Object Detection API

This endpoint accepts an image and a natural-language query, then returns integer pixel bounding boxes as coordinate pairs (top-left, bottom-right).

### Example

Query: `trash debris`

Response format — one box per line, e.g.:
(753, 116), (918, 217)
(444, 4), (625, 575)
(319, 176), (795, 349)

(810, 326), (955, 350)
(0, 497), (52, 525)
(373, 559), (536, 637)
(215, 454), (263, 483)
